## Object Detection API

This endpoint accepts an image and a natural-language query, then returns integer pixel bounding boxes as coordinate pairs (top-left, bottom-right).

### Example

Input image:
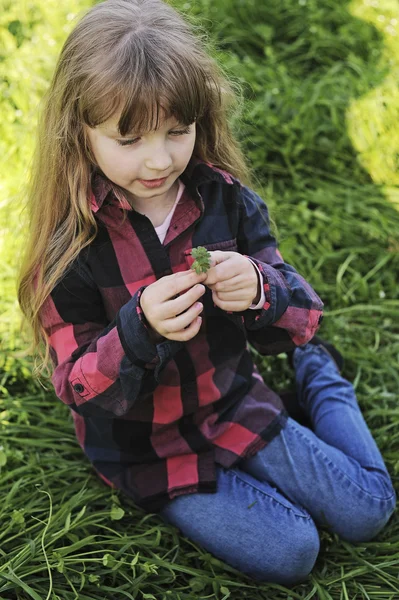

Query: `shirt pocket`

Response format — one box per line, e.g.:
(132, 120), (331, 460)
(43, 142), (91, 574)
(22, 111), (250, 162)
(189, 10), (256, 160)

(183, 238), (238, 269)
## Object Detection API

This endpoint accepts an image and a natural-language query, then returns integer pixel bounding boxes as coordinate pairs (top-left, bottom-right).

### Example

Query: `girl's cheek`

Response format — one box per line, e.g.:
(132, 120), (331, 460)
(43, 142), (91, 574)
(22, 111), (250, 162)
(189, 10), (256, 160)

(115, 149), (136, 167)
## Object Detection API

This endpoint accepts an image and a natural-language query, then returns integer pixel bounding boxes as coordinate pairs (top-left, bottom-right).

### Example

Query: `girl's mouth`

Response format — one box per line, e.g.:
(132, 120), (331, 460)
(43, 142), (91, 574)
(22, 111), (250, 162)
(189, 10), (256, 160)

(138, 177), (168, 188)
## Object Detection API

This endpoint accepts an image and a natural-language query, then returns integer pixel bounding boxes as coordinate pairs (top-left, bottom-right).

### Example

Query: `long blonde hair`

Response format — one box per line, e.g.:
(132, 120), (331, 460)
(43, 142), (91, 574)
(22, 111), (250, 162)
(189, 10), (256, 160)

(17, 0), (251, 380)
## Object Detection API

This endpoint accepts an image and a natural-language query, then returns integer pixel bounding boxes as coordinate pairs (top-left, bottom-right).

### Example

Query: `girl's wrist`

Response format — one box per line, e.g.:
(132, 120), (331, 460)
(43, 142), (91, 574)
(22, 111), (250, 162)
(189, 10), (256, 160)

(139, 287), (165, 343)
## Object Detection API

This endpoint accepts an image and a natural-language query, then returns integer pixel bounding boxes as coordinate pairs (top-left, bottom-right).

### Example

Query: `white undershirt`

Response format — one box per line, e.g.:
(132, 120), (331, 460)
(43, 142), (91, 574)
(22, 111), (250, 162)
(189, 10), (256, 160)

(154, 180), (185, 243)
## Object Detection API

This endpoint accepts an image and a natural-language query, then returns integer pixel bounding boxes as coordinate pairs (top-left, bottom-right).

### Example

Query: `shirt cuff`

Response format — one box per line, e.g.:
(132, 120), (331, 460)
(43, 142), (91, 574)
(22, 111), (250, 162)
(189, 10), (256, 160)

(246, 258), (266, 310)
(117, 286), (183, 381)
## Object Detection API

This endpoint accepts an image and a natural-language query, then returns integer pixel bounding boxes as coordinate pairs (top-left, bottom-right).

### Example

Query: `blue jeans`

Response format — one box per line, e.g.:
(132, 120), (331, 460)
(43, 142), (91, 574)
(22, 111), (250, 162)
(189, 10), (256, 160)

(159, 344), (396, 586)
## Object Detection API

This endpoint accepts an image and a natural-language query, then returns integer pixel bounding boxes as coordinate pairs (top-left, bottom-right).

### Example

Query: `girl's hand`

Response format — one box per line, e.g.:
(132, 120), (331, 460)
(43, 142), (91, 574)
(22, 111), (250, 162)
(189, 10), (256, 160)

(140, 270), (207, 342)
(202, 251), (260, 312)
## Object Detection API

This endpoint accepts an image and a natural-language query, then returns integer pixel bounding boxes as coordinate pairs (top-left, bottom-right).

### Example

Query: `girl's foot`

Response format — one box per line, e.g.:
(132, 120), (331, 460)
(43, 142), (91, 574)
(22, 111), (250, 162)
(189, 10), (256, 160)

(282, 337), (344, 427)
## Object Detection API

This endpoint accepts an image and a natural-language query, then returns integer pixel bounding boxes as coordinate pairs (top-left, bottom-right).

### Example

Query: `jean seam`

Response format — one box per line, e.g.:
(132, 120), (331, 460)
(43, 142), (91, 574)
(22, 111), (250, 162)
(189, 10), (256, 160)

(288, 420), (395, 503)
(222, 467), (314, 521)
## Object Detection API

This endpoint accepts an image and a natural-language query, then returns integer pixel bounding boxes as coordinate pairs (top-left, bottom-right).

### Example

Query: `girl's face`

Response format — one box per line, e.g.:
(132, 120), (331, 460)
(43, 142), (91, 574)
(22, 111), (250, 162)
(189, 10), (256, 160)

(85, 112), (196, 209)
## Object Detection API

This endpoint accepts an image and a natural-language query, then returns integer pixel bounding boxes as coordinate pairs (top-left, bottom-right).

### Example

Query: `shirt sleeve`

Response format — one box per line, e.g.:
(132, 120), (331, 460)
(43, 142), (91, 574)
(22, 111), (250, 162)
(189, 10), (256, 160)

(40, 261), (182, 418)
(230, 184), (324, 354)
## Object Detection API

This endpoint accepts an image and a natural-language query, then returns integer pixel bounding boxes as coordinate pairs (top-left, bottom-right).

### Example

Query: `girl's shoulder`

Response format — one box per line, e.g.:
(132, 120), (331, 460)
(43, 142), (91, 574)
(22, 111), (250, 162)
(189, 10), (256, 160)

(186, 158), (239, 188)
(204, 163), (236, 186)
(192, 162), (263, 207)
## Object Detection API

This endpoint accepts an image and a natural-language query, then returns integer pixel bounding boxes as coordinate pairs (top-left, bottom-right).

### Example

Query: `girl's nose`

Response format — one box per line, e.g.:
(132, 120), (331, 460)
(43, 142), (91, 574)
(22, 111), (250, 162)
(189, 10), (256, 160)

(145, 143), (173, 172)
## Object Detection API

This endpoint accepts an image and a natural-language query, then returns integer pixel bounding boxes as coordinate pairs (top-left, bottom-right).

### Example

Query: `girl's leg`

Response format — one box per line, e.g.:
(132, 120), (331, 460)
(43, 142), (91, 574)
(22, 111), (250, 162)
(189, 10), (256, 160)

(240, 344), (396, 542)
(159, 464), (320, 586)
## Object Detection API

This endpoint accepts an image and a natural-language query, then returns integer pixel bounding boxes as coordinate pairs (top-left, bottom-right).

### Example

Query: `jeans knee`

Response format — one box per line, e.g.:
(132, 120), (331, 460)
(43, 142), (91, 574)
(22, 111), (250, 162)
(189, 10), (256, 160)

(338, 487), (396, 543)
(250, 518), (320, 586)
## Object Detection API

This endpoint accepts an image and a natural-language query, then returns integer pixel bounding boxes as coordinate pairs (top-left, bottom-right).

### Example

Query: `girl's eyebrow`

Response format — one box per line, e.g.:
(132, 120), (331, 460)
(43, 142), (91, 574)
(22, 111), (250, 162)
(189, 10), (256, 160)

(100, 118), (184, 137)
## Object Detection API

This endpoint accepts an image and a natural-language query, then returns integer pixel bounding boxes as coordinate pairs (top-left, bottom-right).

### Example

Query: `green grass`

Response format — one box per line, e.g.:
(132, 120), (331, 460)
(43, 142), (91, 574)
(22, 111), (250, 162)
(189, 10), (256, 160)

(1, 0), (399, 598)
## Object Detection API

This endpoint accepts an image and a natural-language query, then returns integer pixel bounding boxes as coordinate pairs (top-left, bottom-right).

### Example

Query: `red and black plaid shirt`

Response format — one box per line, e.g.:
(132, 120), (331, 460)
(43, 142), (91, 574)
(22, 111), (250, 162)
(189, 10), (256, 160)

(41, 159), (323, 512)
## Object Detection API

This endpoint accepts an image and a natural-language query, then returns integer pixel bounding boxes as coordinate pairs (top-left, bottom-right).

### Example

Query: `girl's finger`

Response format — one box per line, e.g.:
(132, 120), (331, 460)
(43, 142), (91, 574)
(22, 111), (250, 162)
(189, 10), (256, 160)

(176, 316), (202, 342)
(213, 297), (248, 311)
(204, 257), (241, 285)
(167, 315), (202, 342)
(163, 284), (206, 319)
(160, 270), (206, 303)
(163, 301), (203, 333)
(214, 288), (248, 301)
(211, 275), (244, 292)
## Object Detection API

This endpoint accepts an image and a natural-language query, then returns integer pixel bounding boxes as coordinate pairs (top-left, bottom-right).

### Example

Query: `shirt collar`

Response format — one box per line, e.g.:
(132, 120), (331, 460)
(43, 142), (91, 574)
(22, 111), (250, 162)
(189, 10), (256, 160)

(89, 158), (234, 213)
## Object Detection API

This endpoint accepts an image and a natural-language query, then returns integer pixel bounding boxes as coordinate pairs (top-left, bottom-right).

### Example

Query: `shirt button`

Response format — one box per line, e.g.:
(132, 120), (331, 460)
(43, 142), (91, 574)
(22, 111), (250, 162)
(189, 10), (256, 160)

(73, 383), (85, 393)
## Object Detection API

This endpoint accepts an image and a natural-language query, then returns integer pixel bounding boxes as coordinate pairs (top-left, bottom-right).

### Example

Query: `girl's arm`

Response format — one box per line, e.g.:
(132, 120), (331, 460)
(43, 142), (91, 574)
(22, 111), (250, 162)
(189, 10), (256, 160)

(41, 263), (182, 418)
(232, 184), (324, 354)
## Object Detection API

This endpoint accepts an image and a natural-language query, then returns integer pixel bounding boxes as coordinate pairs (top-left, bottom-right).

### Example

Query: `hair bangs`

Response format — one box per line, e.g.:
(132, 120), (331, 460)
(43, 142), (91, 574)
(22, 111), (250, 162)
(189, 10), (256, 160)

(118, 79), (207, 136)
(81, 78), (123, 131)
(105, 45), (210, 136)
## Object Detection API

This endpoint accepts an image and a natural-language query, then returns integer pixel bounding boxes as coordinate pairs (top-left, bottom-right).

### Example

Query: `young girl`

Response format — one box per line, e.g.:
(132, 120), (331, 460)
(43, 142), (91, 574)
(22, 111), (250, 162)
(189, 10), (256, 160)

(17, 0), (396, 586)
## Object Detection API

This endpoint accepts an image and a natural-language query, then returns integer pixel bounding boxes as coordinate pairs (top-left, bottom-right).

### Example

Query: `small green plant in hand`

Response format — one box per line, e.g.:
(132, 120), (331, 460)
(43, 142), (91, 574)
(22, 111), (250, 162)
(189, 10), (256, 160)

(190, 246), (211, 274)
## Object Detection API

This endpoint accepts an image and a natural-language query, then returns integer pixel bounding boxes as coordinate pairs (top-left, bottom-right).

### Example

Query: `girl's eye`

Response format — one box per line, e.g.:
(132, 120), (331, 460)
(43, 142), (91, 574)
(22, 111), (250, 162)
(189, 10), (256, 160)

(116, 138), (140, 147)
(169, 127), (191, 136)
(116, 126), (191, 146)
